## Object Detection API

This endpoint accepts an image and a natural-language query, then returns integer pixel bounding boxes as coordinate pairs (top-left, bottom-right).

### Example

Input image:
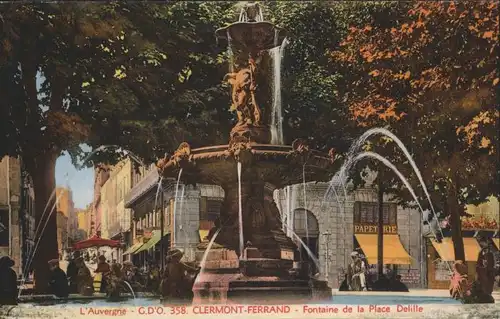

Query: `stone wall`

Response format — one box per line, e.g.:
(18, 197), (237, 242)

(276, 181), (425, 288)
(0, 156), (22, 275)
(173, 185), (201, 261)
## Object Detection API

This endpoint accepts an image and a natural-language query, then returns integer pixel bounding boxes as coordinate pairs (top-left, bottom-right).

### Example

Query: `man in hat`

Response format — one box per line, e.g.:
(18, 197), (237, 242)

(475, 236), (495, 302)
(95, 255), (110, 293)
(48, 259), (69, 298)
(67, 251), (80, 294)
(0, 256), (18, 305)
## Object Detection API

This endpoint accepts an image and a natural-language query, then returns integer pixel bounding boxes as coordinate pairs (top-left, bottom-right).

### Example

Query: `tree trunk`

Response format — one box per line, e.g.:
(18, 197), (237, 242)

(28, 153), (59, 293)
(377, 176), (384, 278)
(447, 193), (465, 262)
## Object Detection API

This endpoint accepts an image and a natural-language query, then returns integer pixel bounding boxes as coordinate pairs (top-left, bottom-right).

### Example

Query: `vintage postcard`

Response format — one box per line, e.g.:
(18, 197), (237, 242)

(0, 1), (498, 318)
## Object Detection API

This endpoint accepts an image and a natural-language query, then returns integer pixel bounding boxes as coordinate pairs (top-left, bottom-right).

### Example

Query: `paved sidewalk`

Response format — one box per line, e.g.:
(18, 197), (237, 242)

(333, 288), (500, 300)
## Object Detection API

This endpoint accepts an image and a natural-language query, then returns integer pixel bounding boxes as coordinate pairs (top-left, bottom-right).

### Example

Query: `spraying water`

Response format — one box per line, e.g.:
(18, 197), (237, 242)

(154, 176), (164, 213)
(122, 280), (136, 299)
(350, 128), (445, 240)
(179, 185), (187, 252)
(226, 30), (234, 73)
(353, 151), (453, 273)
(196, 228), (222, 284)
(324, 127), (445, 241)
(302, 165), (310, 254)
(172, 169), (183, 249)
(281, 221), (320, 272)
(270, 35), (287, 145)
(237, 162), (244, 259)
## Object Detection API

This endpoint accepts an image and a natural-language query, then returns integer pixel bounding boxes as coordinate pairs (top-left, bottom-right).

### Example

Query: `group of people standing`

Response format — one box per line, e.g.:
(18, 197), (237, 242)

(339, 251), (409, 292)
(450, 236), (498, 303)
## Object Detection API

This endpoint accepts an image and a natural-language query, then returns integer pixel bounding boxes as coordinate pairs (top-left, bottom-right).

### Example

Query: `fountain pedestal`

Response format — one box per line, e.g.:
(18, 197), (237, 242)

(158, 2), (334, 304)
(192, 250), (331, 304)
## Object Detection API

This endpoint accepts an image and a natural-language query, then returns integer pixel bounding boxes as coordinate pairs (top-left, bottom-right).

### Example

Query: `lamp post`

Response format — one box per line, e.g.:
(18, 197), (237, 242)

(322, 231), (332, 282)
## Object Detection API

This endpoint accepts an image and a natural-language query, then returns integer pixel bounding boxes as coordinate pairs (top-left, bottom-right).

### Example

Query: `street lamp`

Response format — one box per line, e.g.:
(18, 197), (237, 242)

(322, 231), (332, 282)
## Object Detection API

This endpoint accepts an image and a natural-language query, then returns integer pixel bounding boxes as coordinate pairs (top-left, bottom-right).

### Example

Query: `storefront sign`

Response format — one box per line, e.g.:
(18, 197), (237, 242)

(399, 270), (420, 284)
(354, 224), (398, 234)
(435, 261), (451, 281)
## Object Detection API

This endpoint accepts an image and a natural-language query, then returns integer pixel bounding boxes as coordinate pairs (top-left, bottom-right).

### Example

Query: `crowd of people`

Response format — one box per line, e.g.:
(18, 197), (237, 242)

(0, 248), (200, 305)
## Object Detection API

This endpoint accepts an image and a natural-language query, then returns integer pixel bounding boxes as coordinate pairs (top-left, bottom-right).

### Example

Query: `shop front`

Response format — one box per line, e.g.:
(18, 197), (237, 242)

(426, 214), (498, 289)
(353, 201), (414, 286)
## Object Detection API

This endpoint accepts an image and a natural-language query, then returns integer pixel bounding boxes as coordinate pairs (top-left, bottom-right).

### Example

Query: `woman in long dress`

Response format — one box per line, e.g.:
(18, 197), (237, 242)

(75, 257), (94, 296)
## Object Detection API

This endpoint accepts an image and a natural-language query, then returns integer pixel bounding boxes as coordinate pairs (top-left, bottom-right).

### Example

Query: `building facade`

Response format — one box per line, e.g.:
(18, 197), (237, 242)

(100, 159), (134, 262)
(124, 166), (224, 266)
(75, 206), (91, 241)
(92, 165), (110, 236)
(55, 187), (76, 250)
(122, 166), (424, 288)
(276, 181), (424, 289)
(0, 156), (23, 274)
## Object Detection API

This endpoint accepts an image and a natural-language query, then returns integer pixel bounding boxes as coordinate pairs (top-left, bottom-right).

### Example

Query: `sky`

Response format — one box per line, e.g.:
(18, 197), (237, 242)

(37, 73), (94, 209)
(55, 152), (94, 209)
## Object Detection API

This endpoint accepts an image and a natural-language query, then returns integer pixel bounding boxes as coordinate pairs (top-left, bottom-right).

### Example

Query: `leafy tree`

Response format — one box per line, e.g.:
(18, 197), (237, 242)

(0, 1), (234, 292)
(332, 1), (499, 260)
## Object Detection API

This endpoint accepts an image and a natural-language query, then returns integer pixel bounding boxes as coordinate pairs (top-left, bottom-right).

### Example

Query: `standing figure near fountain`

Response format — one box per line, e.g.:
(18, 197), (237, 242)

(0, 256), (18, 305)
(161, 249), (189, 304)
(48, 259), (69, 298)
(347, 252), (367, 291)
(474, 236), (495, 303)
(106, 263), (124, 301)
(75, 257), (94, 296)
(66, 251), (80, 294)
(450, 260), (471, 302)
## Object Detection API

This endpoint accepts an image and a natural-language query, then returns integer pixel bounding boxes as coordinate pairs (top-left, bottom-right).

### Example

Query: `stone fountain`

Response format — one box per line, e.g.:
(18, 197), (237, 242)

(157, 2), (336, 303)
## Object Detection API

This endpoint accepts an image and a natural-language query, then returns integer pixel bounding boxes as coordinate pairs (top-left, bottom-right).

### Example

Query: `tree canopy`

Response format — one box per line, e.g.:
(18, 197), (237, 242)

(332, 1), (499, 260)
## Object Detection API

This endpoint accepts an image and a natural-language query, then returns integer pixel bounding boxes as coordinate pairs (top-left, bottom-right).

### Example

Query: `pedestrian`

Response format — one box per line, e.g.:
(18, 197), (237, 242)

(0, 256), (18, 305)
(75, 257), (94, 296)
(67, 251), (80, 294)
(107, 263), (124, 301)
(161, 249), (188, 303)
(95, 255), (110, 293)
(48, 259), (69, 298)
(347, 252), (367, 291)
(475, 236), (495, 302)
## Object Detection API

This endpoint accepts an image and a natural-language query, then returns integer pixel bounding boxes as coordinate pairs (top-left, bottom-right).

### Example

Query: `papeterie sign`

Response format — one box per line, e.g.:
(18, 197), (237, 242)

(354, 224), (398, 234)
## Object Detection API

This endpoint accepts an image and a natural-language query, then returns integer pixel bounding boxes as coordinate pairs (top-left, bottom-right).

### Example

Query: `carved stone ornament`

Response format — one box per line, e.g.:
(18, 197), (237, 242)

(224, 58), (262, 127)
(171, 142), (192, 168)
(328, 148), (337, 164)
(156, 153), (169, 172)
(227, 135), (252, 164)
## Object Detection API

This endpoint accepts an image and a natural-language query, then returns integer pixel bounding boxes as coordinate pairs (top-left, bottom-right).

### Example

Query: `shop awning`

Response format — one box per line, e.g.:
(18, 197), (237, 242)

(431, 237), (480, 262)
(135, 230), (162, 253)
(355, 234), (412, 265)
(122, 242), (144, 255)
(493, 238), (499, 250)
(199, 230), (209, 241)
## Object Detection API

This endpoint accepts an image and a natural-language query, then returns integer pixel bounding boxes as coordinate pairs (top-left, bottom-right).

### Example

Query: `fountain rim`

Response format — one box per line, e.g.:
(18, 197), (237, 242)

(189, 143), (330, 159)
(215, 21), (284, 38)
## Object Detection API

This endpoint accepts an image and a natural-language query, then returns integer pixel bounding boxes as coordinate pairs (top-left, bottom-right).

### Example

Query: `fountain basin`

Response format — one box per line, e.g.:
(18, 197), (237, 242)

(193, 272), (331, 304)
(159, 143), (335, 188)
(216, 22), (286, 52)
